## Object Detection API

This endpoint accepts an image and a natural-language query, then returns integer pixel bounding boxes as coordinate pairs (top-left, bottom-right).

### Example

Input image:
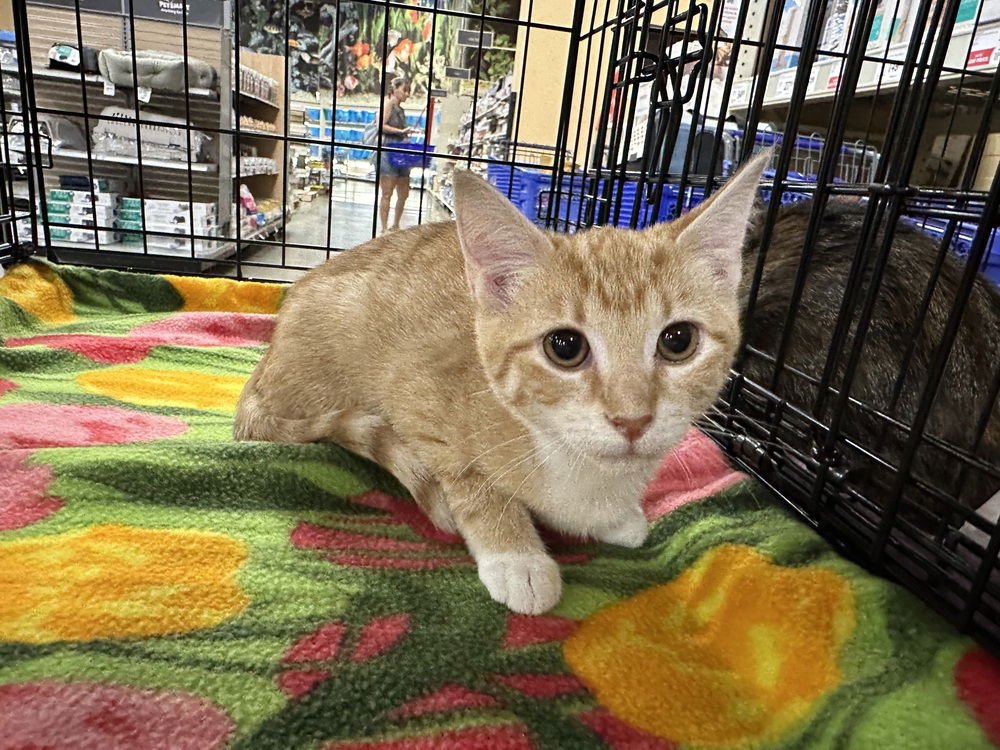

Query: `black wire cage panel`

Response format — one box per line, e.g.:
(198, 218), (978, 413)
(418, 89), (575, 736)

(1, 0), (999, 653)
(549, 0), (1000, 653)
(1, 0), (582, 280)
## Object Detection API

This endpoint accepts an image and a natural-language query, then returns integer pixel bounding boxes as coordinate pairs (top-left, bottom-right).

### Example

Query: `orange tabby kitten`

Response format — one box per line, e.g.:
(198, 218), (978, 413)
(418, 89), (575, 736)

(234, 153), (769, 614)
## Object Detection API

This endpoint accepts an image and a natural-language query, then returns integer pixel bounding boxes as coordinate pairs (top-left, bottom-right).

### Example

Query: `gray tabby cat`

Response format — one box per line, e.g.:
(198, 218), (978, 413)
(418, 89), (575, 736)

(738, 197), (1000, 533)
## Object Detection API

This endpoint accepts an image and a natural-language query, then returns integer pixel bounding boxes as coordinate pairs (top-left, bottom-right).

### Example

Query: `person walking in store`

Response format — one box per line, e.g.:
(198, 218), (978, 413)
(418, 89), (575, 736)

(377, 76), (415, 234)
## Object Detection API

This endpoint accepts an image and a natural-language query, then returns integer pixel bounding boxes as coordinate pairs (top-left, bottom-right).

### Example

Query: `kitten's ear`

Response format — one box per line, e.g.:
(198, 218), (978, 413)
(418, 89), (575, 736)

(453, 169), (550, 310)
(672, 149), (771, 292)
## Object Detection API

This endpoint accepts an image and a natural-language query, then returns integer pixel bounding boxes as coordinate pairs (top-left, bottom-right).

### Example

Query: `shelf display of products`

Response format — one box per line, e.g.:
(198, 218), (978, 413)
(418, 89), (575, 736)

(433, 73), (515, 214)
(239, 64), (278, 106)
(238, 115), (277, 134)
(92, 106), (212, 164)
(236, 155), (279, 176)
(450, 72), (513, 156)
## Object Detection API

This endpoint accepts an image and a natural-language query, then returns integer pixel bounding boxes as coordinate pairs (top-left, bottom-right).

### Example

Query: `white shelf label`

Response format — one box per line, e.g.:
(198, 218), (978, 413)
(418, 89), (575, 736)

(884, 63), (903, 83)
(137, 86), (152, 103)
(103, 80), (115, 96)
(732, 81), (750, 105)
(827, 74), (841, 91)
(776, 72), (796, 98)
(808, 67), (818, 89)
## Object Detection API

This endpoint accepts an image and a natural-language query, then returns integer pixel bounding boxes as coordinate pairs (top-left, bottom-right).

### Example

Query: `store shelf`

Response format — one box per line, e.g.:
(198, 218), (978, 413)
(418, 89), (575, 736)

(459, 93), (511, 132)
(51, 147), (217, 172)
(1, 65), (216, 97)
(430, 189), (454, 213)
(450, 132), (508, 153)
(731, 19), (1000, 110)
(49, 237), (234, 261)
(239, 216), (285, 241)
(239, 90), (279, 109)
(234, 171), (279, 179)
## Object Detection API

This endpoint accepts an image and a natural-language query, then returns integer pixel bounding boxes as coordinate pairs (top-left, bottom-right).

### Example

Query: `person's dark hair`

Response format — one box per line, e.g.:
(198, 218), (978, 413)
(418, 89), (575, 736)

(389, 77), (411, 95)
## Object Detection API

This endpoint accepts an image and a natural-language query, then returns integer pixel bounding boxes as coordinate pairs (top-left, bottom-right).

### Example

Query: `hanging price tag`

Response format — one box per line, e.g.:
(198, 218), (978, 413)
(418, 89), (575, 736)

(103, 80), (115, 96)
(137, 86), (152, 103)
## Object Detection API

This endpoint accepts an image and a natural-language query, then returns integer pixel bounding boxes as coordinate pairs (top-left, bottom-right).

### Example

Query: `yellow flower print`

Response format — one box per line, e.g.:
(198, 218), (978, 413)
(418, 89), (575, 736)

(165, 274), (284, 314)
(77, 367), (247, 411)
(564, 544), (855, 747)
(0, 261), (76, 324)
(0, 524), (249, 643)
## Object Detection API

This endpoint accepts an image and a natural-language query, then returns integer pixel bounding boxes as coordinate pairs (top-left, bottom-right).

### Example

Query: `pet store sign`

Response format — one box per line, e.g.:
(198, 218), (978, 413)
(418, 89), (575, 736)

(968, 28), (1000, 68)
(34, 0), (222, 27)
(134, 0), (222, 27)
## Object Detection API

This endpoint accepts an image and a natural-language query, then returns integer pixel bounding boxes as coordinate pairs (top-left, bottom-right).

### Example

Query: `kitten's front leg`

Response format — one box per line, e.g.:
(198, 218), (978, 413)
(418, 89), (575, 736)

(445, 478), (561, 615)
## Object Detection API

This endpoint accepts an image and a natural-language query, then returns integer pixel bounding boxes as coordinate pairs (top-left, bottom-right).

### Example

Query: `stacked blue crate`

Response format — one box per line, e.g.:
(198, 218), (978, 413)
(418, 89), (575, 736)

(905, 213), (1000, 287)
(485, 164), (705, 229)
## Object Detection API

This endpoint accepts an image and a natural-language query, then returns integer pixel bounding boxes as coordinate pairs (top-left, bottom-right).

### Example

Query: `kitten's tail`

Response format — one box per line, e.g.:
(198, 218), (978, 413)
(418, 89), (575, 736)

(233, 382), (369, 446)
(233, 392), (424, 496)
(232, 400), (349, 444)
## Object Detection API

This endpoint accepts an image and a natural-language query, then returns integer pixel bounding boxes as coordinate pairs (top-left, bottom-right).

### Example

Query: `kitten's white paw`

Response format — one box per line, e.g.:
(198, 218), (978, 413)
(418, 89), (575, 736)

(596, 510), (648, 548)
(477, 552), (562, 614)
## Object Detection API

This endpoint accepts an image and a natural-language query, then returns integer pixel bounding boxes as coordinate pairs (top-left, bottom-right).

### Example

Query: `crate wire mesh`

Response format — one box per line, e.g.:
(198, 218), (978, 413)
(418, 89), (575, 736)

(0, 18), (45, 272)
(2, 0), (577, 279)
(550, 0), (1000, 653)
(1, 0), (999, 653)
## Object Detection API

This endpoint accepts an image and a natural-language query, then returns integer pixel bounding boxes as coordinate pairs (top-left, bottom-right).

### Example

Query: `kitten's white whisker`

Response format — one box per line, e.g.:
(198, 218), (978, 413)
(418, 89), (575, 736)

(495, 440), (563, 533)
(456, 433), (527, 478)
(469, 437), (559, 506)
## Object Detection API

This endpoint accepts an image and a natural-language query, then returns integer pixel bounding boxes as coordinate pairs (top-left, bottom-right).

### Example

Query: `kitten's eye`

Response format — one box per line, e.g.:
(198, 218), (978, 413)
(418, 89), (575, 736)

(657, 322), (699, 362)
(543, 329), (590, 368)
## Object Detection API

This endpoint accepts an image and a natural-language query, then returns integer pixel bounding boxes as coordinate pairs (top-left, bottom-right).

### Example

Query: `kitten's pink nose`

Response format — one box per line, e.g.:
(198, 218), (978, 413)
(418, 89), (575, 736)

(607, 414), (653, 443)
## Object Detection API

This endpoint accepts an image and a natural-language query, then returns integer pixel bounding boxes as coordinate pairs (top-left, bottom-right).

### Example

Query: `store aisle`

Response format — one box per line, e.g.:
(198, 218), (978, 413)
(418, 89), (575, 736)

(231, 178), (452, 281)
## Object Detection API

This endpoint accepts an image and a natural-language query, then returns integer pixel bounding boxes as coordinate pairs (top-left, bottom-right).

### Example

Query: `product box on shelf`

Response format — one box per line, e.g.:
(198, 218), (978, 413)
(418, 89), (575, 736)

(120, 198), (217, 220)
(119, 219), (218, 237)
(49, 227), (121, 244)
(819, 0), (856, 59)
(772, 0), (806, 71)
(58, 175), (127, 194)
(49, 189), (118, 206)
(119, 209), (217, 229)
(46, 200), (118, 223)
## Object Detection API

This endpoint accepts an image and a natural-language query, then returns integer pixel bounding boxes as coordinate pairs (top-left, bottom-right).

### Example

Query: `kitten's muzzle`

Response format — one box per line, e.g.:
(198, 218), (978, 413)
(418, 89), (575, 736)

(606, 414), (653, 443)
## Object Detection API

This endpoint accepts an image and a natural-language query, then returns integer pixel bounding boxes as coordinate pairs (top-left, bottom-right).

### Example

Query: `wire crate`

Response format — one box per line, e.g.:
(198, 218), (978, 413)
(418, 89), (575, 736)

(1, 0), (999, 658)
(548, 0), (1000, 655)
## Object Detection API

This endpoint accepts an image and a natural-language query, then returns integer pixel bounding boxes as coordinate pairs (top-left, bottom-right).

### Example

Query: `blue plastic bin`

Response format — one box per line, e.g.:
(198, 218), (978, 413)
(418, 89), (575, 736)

(387, 142), (435, 168)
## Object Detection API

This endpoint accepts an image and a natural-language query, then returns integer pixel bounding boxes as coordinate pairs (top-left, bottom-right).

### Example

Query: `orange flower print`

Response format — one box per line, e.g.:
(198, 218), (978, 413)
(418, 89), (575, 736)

(0, 524), (249, 643)
(565, 544), (855, 747)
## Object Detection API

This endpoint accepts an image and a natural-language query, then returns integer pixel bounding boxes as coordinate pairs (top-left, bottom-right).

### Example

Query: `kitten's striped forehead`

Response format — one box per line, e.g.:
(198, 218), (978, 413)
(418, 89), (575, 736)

(546, 227), (691, 318)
